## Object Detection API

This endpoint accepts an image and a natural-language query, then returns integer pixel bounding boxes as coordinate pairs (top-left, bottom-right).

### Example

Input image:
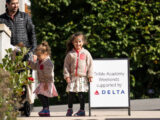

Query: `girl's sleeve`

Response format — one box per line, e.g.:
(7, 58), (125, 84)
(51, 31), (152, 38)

(63, 54), (71, 79)
(28, 61), (37, 70)
(87, 52), (93, 78)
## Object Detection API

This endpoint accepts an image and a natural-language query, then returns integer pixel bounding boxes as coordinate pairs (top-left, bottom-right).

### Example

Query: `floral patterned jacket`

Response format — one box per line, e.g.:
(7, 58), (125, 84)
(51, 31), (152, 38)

(29, 57), (54, 83)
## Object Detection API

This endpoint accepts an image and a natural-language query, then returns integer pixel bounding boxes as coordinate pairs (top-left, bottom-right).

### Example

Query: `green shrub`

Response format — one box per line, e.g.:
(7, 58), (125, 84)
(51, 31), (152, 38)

(31, 0), (160, 100)
(0, 48), (33, 120)
(0, 69), (17, 120)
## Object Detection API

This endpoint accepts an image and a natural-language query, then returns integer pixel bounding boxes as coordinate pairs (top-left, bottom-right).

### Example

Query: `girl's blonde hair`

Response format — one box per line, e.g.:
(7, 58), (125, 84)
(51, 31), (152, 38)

(35, 41), (51, 56)
(66, 32), (87, 53)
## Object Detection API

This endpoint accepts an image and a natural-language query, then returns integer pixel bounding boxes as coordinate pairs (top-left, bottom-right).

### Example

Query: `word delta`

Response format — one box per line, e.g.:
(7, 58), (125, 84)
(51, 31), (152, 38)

(94, 89), (125, 95)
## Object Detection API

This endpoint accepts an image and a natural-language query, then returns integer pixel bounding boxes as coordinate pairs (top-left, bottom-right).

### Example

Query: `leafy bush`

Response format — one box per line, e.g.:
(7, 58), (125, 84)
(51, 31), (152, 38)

(31, 0), (160, 100)
(0, 48), (33, 120)
(0, 69), (17, 120)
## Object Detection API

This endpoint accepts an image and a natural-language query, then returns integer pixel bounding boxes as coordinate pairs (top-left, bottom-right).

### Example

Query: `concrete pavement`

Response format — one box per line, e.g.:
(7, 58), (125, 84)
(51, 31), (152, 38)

(17, 98), (160, 120)
(18, 111), (160, 120)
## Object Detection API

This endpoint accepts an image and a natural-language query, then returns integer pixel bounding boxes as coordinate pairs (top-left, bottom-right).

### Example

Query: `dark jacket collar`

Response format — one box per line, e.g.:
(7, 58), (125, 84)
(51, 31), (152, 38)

(6, 9), (20, 18)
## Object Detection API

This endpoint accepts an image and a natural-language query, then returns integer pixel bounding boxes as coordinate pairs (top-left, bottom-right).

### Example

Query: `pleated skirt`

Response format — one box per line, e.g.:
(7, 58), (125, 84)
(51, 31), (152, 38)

(34, 82), (58, 97)
(66, 76), (88, 92)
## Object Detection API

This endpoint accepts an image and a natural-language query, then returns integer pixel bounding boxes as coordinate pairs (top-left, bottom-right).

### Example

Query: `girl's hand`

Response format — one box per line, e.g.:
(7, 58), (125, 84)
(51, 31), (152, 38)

(88, 77), (92, 82)
(44, 83), (48, 91)
(33, 55), (37, 62)
(66, 77), (71, 83)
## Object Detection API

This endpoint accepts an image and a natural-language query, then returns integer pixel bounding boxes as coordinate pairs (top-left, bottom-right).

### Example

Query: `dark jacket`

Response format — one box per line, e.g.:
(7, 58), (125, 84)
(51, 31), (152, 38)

(0, 10), (37, 52)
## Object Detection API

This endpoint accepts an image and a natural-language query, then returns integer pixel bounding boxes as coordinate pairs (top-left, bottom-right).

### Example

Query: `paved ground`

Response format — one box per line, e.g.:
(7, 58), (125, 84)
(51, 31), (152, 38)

(17, 98), (160, 120)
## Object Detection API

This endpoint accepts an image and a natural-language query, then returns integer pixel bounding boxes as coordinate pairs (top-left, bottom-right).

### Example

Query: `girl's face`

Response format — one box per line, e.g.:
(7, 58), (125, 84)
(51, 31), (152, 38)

(36, 52), (48, 61)
(72, 35), (84, 51)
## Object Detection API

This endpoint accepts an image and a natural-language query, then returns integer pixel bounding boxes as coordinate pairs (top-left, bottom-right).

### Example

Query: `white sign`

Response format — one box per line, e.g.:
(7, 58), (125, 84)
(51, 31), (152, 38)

(90, 59), (129, 107)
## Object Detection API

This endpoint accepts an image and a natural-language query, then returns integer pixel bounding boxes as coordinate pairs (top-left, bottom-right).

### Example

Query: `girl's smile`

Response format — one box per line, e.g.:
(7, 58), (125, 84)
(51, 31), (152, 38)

(72, 35), (84, 51)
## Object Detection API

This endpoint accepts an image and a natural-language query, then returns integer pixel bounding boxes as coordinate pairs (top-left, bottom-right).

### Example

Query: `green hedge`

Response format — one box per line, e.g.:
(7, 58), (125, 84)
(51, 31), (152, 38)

(0, 69), (17, 120)
(0, 48), (33, 119)
(31, 0), (160, 104)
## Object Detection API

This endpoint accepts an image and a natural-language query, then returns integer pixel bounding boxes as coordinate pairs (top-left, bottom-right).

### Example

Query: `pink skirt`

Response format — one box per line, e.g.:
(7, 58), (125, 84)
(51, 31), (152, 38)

(34, 83), (58, 98)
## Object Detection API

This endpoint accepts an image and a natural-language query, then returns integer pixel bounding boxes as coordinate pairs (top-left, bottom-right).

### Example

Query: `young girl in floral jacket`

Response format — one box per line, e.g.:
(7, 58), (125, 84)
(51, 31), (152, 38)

(63, 32), (93, 116)
(29, 41), (58, 117)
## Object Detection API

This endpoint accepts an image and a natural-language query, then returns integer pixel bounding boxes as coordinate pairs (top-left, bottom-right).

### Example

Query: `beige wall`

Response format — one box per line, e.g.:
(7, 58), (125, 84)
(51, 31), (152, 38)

(19, 0), (25, 12)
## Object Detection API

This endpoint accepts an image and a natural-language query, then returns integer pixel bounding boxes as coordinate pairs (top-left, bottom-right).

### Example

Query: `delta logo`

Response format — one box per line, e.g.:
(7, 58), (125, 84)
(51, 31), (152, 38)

(94, 90), (125, 95)
(94, 90), (99, 95)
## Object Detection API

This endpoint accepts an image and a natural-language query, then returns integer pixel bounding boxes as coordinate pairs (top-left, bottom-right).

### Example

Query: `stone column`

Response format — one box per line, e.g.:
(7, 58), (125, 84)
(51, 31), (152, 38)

(0, 0), (5, 15)
(0, 24), (12, 63)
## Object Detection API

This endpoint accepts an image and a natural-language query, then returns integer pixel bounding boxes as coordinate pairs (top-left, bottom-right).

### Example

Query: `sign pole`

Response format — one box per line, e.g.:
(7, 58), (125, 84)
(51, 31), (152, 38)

(89, 82), (91, 116)
(128, 59), (131, 116)
(128, 107), (131, 116)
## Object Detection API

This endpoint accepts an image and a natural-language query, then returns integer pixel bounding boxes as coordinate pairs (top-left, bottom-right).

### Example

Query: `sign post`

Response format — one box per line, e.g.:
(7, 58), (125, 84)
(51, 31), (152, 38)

(89, 59), (130, 116)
